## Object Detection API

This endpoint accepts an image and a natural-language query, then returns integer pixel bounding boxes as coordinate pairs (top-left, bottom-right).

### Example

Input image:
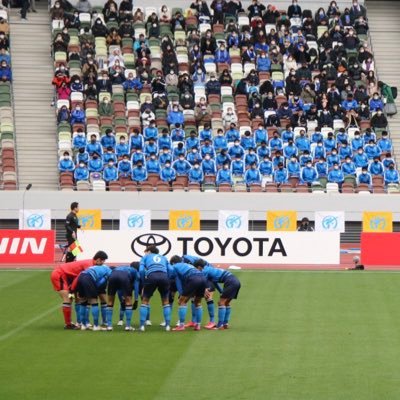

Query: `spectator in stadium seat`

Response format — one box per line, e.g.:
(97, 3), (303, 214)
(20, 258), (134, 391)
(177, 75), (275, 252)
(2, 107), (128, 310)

(299, 150), (312, 168)
(369, 93), (384, 112)
(185, 131), (199, 151)
(76, 148), (89, 165)
(0, 48), (10, 66)
(141, 108), (156, 128)
(131, 148), (146, 165)
(219, 69), (233, 86)
(0, 59), (11, 81)
(228, 139), (244, 158)
(378, 131), (392, 153)
(357, 166), (372, 186)
(98, 97), (113, 117)
(213, 129), (228, 153)
(326, 148), (339, 168)
(383, 153), (396, 170)
(57, 81), (71, 100)
(144, 121), (158, 142)
(97, 72), (112, 95)
(216, 149), (231, 168)
(353, 148), (369, 169)
(217, 162), (234, 185)
(301, 162), (318, 185)
(286, 157), (300, 177)
(50, 1), (64, 21)
(210, 0), (226, 24)
(88, 153), (103, 173)
(116, 136), (129, 159)
(368, 157), (384, 176)
(371, 108), (388, 130)
(328, 163), (344, 186)
(194, 99), (212, 126)
(201, 154), (217, 176)
(342, 156), (356, 176)
(70, 104), (85, 125)
(59, 151), (75, 172)
(188, 161), (204, 184)
(205, 74), (221, 97)
(145, 153), (161, 174)
(282, 139), (297, 159)
(70, 76), (83, 93)
(73, 129), (87, 151)
(364, 139), (381, 160)
(144, 139), (158, 157)
(103, 161), (118, 183)
(86, 135), (102, 156)
(157, 130), (172, 152)
(101, 130), (116, 149)
(316, 158), (328, 177)
(173, 156), (191, 176)
(57, 105), (70, 124)
(245, 163), (261, 185)
(351, 131), (364, 152)
(118, 155), (132, 178)
(277, 102), (293, 121)
(74, 162), (89, 181)
(200, 138), (216, 158)
(312, 142), (326, 161)
(76, 0), (92, 13)
(384, 164), (399, 185)
(215, 43), (231, 64)
(160, 162), (176, 183)
(273, 162), (288, 185)
(338, 141), (352, 161)
(295, 130), (311, 153)
(170, 123), (184, 143)
(131, 162), (148, 182)
(187, 147), (203, 165)
(245, 149), (259, 168)
(170, 10), (185, 33)
(159, 5), (171, 22)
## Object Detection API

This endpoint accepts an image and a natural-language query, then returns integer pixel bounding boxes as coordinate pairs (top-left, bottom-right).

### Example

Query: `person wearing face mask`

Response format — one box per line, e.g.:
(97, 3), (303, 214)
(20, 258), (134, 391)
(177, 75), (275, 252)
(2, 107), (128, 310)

(167, 106), (184, 126)
(312, 141), (326, 161)
(205, 74), (221, 96)
(159, 147), (173, 166)
(286, 157), (300, 177)
(184, 131), (198, 150)
(273, 162), (288, 185)
(229, 140), (245, 159)
(131, 162), (148, 182)
(88, 152), (103, 172)
(73, 130), (87, 151)
(338, 141), (352, 161)
(222, 107), (238, 128)
(123, 73), (143, 92)
(0, 60), (13, 82)
(86, 134), (102, 155)
(353, 148), (368, 169)
(74, 162), (89, 181)
(365, 138), (382, 160)
(117, 155), (132, 178)
(315, 157), (328, 177)
(96, 72), (113, 94)
(188, 161), (204, 184)
(70, 104), (86, 125)
(76, 147), (89, 166)
(295, 130), (311, 153)
(240, 131), (256, 151)
(144, 138), (158, 157)
(70, 76), (83, 92)
(301, 162), (318, 186)
(282, 139), (297, 159)
(328, 163), (344, 186)
(144, 120), (158, 142)
(156, 130), (171, 153)
(369, 93), (384, 113)
(103, 160), (118, 183)
(324, 132), (337, 153)
(214, 43), (230, 64)
(100, 130), (116, 149)
(327, 148), (340, 168)
(102, 147), (117, 164)
(368, 157), (384, 176)
(225, 123), (240, 143)
(216, 162), (234, 186)
(172, 156), (191, 176)
(116, 136), (129, 159)
(357, 166), (371, 186)
(200, 139), (216, 159)
(201, 154), (217, 175)
(384, 164), (399, 186)
(350, 131), (363, 152)
(131, 147), (146, 165)
(269, 132), (283, 152)
(377, 131), (393, 153)
(145, 153), (161, 174)
(244, 163), (261, 186)
(160, 162), (176, 183)
(341, 156), (356, 176)
(244, 149), (259, 168)
(59, 151), (75, 172)
(186, 147), (202, 165)
(213, 129), (228, 152)
(277, 102), (293, 121)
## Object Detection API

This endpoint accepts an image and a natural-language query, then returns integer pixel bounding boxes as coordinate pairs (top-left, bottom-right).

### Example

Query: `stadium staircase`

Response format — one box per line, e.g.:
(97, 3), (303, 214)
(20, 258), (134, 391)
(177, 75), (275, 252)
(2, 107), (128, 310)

(10, 2), (58, 190)
(367, 1), (400, 163)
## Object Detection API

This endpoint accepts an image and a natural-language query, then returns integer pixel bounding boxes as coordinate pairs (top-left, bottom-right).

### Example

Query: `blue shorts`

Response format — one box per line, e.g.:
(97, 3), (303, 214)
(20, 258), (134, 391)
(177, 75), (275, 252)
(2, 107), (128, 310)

(76, 273), (98, 299)
(142, 271), (170, 300)
(182, 274), (207, 298)
(108, 271), (133, 297)
(207, 280), (216, 292)
(221, 275), (241, 300)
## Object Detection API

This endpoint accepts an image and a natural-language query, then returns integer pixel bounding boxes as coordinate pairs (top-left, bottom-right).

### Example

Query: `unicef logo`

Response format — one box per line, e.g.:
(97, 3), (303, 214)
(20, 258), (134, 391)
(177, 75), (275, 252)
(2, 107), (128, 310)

(26, 214), (44, 228)
(273, 216), (290, 230)
(322, 215), (338, 230)
(369, 217), (386, 231)
(79, 215), (94, 229)
(177, 215), (193, 229)
(225, 215), (242, 229)
(128, 214), (144, 228)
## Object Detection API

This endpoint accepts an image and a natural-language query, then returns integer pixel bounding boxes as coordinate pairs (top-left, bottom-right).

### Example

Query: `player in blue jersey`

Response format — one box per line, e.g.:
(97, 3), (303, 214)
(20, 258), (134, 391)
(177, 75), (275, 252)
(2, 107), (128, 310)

(182, 254), (217, 329)
(73, 264), (113, 331)
(169, 256), (208, 331)
(194, 260), (241, 329)
(139, 245), (172, 332)
(106, 262), (140, 331)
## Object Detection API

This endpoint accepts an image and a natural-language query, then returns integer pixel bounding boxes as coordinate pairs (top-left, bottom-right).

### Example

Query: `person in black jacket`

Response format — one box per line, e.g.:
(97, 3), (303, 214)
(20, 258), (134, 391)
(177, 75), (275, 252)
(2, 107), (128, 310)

(287, 0), (302, 18)
(96, 71), (112, 94)
(65, 202), (81, 262)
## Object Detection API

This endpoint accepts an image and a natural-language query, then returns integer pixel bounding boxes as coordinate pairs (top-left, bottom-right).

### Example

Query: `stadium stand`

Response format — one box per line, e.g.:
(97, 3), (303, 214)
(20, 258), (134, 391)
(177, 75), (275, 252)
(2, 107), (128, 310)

(0, 9), (17, 190)
(50, 0), (398, 193)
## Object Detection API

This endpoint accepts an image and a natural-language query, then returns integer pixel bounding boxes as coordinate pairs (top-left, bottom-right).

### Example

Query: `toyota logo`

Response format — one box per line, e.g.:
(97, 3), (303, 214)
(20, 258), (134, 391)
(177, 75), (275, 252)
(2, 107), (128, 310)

(131, 233), (172, 257)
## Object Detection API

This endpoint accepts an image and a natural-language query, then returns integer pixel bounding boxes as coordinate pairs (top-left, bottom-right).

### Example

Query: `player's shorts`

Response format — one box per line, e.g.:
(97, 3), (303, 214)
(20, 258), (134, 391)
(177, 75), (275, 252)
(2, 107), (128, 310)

(182, 274), (207, 298)
(50, 269), (68, 291)
(108, 271), (133, 297)
(206, 279), (216, 292)
(76, 273), (98, 299)
(221, 275), (241, 300)
(142, 271), (170, 300)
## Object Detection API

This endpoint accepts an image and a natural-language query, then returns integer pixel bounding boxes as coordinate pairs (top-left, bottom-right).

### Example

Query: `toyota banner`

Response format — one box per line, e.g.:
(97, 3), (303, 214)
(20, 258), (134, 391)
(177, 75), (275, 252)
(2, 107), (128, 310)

(76, 231), (340, 265)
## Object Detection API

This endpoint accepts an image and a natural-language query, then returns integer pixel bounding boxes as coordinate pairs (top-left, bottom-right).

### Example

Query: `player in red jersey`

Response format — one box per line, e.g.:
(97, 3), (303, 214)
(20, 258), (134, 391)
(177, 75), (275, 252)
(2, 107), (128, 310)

(50, 251), (108, 329)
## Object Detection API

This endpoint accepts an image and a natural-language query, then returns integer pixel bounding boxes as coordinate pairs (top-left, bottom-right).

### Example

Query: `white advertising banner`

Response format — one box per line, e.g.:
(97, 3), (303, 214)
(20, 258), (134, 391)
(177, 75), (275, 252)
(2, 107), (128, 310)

(119, 210), (151, 231)
(314, 211), (345, 233)
(18, 209), (51, 230)
(218, 210), (249, 232)
(77, 230), (340, 265)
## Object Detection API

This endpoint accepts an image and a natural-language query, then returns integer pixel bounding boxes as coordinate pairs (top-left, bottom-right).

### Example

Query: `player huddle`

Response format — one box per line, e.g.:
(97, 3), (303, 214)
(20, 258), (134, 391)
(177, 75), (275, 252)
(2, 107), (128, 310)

(50, 245), (241, 332)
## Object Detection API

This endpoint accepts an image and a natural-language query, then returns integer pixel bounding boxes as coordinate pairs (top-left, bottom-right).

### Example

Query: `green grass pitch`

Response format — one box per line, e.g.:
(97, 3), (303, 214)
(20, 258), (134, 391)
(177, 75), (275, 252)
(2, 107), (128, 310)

(1, 269), (400, 400)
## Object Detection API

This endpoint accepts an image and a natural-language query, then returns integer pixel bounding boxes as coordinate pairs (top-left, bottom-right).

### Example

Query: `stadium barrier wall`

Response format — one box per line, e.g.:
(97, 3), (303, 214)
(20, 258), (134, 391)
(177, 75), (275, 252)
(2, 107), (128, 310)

(76, 230), (340, 265)
(361, 233), (400, 266)
(0, 230), (55, 264)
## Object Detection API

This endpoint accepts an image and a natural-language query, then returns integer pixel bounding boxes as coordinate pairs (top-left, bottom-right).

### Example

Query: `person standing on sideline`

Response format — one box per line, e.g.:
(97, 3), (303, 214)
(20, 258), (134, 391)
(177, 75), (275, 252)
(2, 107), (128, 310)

(65, 202), (81, 262)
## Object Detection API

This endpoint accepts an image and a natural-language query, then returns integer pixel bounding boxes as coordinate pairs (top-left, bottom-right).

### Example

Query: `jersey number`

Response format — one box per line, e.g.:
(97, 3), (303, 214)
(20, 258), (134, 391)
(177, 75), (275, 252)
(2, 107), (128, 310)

(153, 255), (162, 264)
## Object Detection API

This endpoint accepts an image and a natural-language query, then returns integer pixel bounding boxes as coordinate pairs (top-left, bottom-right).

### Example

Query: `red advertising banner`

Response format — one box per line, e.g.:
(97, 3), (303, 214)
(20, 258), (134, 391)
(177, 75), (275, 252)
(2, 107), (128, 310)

(361, 233), (400, 266)
(0, 230), (55, 264)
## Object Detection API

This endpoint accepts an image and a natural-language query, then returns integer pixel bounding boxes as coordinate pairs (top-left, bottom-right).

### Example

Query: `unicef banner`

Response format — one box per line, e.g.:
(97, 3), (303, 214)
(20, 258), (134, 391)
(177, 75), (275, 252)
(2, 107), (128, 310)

(119, 210), (151, 231)
(314, 212), (345, 233)
(77, 230), (340, 265)
(19, 209), (51, 230)
(219, 210), (249, 232)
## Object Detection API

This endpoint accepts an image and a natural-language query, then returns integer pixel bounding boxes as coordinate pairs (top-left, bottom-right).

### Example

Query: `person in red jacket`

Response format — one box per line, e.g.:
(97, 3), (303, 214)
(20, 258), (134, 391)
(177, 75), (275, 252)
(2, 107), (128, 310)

(50, 251), (108, 329)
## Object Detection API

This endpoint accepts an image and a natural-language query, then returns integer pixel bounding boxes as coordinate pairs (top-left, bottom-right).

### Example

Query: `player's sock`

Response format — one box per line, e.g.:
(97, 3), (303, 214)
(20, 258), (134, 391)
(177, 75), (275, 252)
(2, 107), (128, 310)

(62, 303), (72, 325)
(91, 303), (99, 326)
(101, 302), (107, 325)
(140, 304), (149, 327)
(75, 303), (81, 324)
(85, 304), (90, 324)
(163, 304), (172, 326)
(217, 306), (226, 327)
(106, 306), (113, 327)
(190, 301), (196, 323)
(206, 300), (215, 322)
(119, 303), (125, 321)
(125, 305), (133, 327)
(224, 306), (231, 325)
(146, 306), (151, 321)
(195, 305), (203, 324)
(80, 302), (88, 325)
(178, 305), (187, 325)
